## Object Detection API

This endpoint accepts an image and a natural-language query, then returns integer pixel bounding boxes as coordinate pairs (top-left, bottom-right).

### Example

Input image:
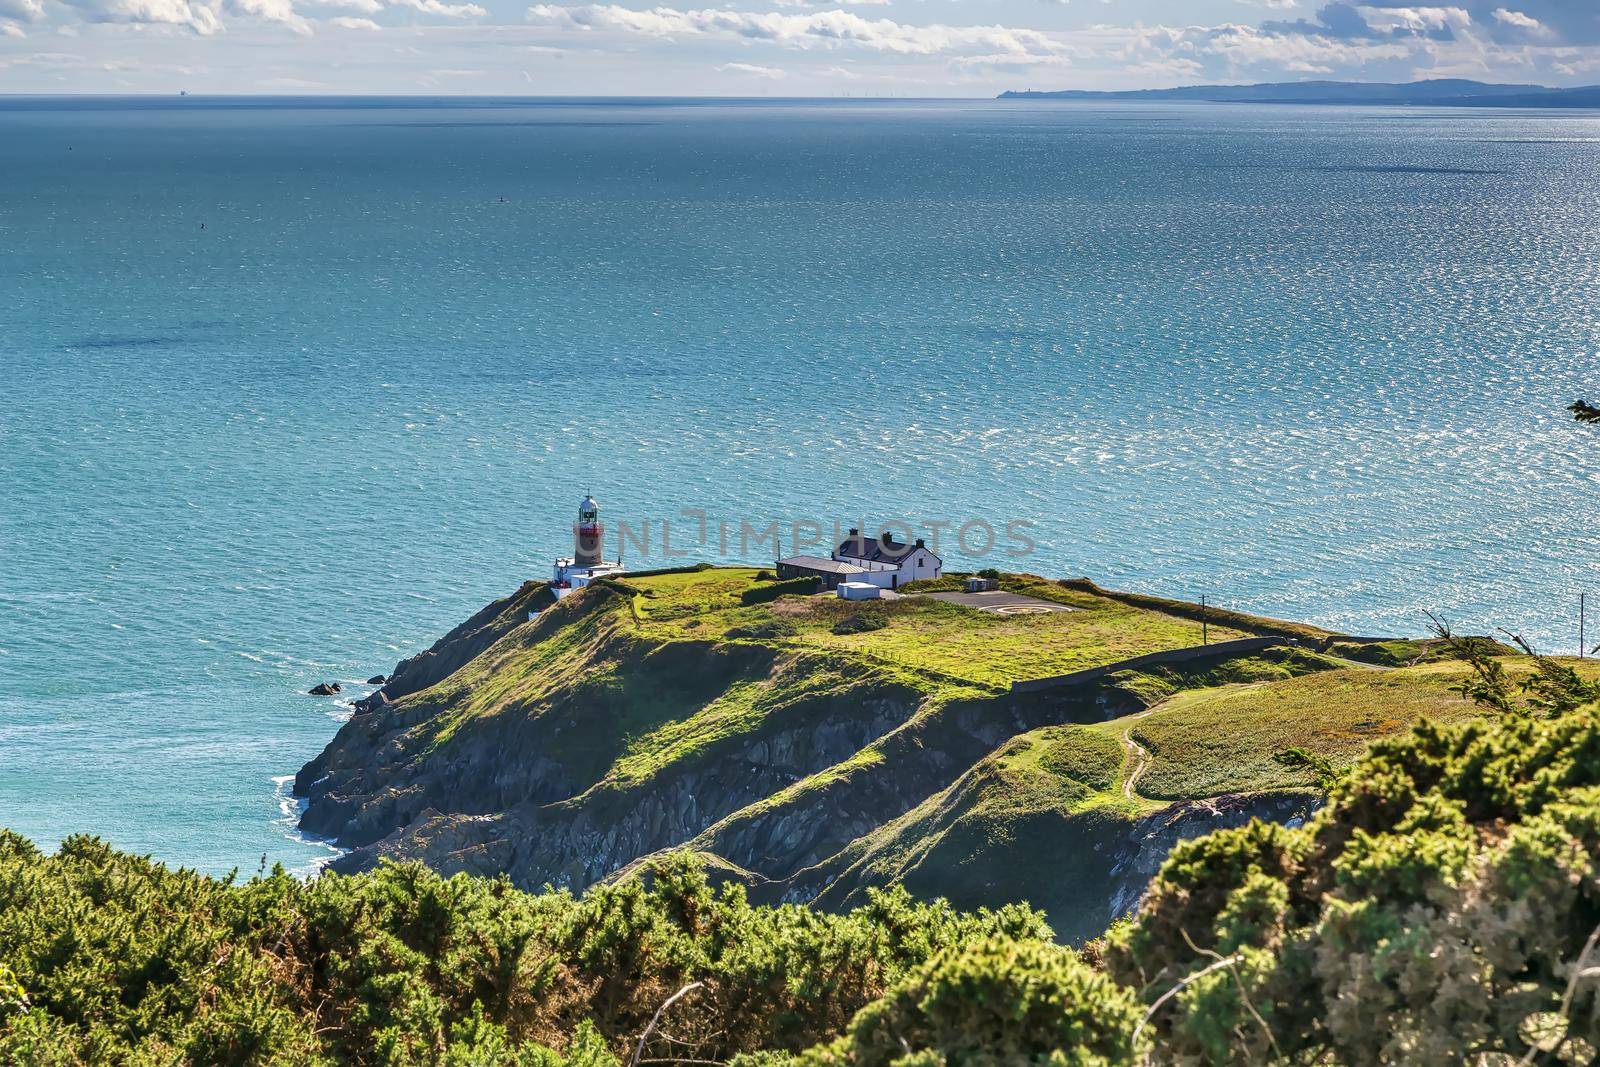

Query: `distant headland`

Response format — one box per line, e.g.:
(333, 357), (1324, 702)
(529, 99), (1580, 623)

(1000, 77), (1600, 108)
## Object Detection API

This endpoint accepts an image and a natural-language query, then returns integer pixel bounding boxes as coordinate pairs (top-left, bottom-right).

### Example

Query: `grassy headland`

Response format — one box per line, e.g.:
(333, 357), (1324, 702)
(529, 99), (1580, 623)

(286, 565), (1531, 948)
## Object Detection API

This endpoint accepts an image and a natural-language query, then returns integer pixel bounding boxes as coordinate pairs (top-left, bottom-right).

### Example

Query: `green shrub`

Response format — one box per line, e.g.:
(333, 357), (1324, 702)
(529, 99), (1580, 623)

(740, 577), (819, 605)
(1108, 690), (1600, 1065)
(0, 842), (1052, 1066)
(782, 938), (1143, 1066)
(726, 619), (798, 640)
(831, 612), (887, 635)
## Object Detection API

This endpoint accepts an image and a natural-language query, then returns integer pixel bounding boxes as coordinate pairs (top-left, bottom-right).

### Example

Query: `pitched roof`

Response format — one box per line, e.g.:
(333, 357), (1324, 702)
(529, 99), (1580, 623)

(776, 555), (869, 575)
(836, 533), (939, 565)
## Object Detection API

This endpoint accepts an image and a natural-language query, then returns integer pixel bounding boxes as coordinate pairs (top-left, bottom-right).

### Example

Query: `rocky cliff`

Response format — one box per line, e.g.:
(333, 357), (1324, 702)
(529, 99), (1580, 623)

(295, 568), (1420, 942)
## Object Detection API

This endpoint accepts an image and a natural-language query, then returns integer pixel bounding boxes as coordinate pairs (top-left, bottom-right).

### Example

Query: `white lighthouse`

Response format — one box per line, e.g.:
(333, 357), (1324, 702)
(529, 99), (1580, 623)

(550, 493), (626, 600)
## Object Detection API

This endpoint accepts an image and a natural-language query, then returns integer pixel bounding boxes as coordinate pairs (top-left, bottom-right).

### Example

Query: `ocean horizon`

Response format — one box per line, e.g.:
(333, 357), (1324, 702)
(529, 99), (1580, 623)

(3, 95), (1598, 876)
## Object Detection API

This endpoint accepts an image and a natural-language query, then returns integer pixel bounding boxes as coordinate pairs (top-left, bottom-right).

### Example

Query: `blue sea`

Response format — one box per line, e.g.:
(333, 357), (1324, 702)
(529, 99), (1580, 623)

(2, 97), (1599, 875)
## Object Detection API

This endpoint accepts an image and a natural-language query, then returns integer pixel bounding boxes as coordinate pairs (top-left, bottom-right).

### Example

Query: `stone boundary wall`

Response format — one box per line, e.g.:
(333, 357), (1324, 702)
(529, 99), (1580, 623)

(1057, 578), (1334, 642)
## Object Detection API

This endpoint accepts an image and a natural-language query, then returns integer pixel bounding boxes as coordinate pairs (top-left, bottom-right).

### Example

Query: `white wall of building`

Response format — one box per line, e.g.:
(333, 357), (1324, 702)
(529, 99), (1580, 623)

(835, 547), (942, 589)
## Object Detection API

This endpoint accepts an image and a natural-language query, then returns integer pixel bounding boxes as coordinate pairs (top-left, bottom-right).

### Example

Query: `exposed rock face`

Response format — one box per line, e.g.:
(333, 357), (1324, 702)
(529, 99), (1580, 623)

(376, 581), (552, 702)
(294, 580), (1318, 942)
(308, 682), (341, 696)
(366, 675), (387, 685)
(1104, 792), (1315, 919)
(303, 592), (938, 887)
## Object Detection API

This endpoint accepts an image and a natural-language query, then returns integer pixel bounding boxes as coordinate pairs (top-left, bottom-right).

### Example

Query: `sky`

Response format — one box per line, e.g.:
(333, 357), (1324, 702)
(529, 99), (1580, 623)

(0, 0), (1597, 96)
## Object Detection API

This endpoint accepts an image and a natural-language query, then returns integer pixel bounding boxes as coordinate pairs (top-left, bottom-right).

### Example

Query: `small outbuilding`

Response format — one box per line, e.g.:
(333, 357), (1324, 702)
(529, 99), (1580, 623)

(837, 582), (882, 601)
(775, 554), (868, 591)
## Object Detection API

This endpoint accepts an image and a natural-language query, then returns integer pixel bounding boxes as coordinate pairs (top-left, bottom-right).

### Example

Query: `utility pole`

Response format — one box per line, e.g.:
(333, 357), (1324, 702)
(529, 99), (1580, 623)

(1201, 594), (1209, 647)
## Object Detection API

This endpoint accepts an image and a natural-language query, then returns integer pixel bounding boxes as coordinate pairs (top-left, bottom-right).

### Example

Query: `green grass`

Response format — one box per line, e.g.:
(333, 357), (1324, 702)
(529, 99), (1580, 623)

(1057, 577), (1338, 642)
(808, 723), (1143, 942)
(605, 652), (880, 787)
(1104, 646), (1348, 706)
(377, 566), (1479, 924)
(628, 567), (766, 619)
(990, 726), (1127, 806)
(1115, 660), (1506, 800)
(816, 655), (1524, 932)
(404, 571), (1420, 804)
(622, 567), (1255, 691)
(1323, 637), (1519, 666)
(786, 596), (1250, 689)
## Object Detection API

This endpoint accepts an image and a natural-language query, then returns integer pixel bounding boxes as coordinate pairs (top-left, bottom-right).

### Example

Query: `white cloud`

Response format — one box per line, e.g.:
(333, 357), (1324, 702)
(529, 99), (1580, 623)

(717, 60), (783, 76)
(512, 3), (1600, 86)
(6, 0), (1600, 94)
(1199, 21), (1413, 69)
(1357, 5), (1472, 34)
(303, 0), (381, 13)
(393, 0), (484, 17)
(1492, 7), (1542, 29)
(55, 0), (223, 34)
(775, 0), (888, 8)
(524, 4), (1062, 59)
(0, 0), (42, 22)
(226, 0), (312, 34)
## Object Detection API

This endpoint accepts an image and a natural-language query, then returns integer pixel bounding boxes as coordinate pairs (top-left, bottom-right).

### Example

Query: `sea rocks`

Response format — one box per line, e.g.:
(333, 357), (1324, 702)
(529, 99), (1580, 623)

(366, 675), (387, 685)
(309, 682), (342, 696)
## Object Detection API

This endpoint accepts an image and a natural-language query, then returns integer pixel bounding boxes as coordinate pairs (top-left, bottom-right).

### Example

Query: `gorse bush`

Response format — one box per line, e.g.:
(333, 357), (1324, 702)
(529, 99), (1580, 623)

(0, 840), (1054, 1065)
(778, 939), (1142, 1067)
(1107, 655), (1600, 1065)
(7, 654), (1600, 1064)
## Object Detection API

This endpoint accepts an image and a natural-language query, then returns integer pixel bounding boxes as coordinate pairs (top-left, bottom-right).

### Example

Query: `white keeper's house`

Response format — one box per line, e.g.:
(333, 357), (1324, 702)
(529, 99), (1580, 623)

(775, 528), (942, 592)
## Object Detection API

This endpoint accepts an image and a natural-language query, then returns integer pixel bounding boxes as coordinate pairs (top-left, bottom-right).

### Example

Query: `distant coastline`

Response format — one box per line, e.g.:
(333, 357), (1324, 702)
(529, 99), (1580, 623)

(1000, 77), (1600, 108)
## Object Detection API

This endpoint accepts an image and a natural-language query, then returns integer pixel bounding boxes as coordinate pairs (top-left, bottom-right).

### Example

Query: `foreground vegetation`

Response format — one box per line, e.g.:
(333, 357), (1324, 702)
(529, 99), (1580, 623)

(8, 637), (1600, 1065)
(0, 834), (1106, 1066)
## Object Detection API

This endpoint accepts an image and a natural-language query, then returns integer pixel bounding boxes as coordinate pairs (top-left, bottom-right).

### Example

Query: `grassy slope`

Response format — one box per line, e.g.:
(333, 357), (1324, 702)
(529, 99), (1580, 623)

(803, 725), (1135, 911)
(792, 652), (1585, 941)
(309, 565), (1510, 936)
(1123, 657), (1600, 800)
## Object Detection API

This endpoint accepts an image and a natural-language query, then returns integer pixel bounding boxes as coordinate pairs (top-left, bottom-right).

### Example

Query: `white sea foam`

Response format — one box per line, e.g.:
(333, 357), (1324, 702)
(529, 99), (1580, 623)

(270, 774), (344, 878)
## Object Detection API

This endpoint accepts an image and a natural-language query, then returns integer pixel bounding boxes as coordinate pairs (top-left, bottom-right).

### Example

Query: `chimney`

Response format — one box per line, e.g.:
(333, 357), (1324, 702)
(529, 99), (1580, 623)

(915, 538), (925, 548)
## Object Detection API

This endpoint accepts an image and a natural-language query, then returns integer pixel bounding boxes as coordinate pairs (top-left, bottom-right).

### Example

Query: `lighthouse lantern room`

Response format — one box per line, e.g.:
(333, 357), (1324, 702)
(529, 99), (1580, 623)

(551, 493), (626, 599)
